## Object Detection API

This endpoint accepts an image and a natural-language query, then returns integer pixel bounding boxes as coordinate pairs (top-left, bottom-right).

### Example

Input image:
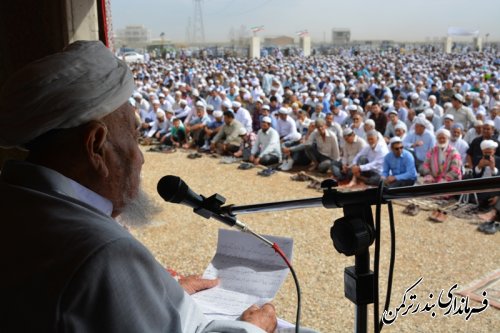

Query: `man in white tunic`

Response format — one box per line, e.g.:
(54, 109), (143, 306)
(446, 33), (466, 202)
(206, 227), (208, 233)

(0, 41), (277, 333)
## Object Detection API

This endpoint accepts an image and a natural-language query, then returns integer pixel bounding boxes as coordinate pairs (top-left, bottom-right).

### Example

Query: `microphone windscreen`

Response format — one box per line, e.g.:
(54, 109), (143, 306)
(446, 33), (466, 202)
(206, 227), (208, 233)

(157, 175), (188, 203)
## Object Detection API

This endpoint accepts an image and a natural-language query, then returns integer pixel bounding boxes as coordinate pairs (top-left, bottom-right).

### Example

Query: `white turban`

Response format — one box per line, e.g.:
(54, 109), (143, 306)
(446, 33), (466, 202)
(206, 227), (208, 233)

(436, 128), (451, 138)
(480, 139), (498, 150)
(0, 40), (134, 148)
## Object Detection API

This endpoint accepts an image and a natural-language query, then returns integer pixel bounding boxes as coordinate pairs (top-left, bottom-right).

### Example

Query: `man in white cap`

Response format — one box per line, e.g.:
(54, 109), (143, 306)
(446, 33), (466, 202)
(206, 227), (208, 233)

(348, 130), (389, 187)
(276, 107), (301, 147)
(250, 117), (281, 166)
(464, 120), (484, 145)
(410, 93), (426, 115)
(139, 98), (161, 137)
(184, 102), (211, 149)
(0, 41), (277, 332)
(133, 91), (150, 114)
(384, 109), (407, 143)
(211, 110), (245, 155)
(428, 95), (443, 117)
(331, 128), (367, 181)
(466, 120), (500, 168)
(382, 137), (417, 188)
(440, 80), (455, 104)
(206, 88), (222, 111)
(304, 118), (341, 173)
(201, 110), (225, 151)
(449, 123), (469, 164)
(394, 123), (407, 141)
(174, 99), (191, 122)
(445, 93), (476, 129)
(403, 117), (436, 173)
(232, 101), (253, 134)
(146, 109), (168, 139)
(422, 105), (441, 129)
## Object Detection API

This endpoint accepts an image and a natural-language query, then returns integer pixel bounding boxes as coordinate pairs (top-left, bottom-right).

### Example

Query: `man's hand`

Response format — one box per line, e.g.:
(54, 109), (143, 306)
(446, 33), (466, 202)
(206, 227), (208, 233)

(351, 165), (361, 176)
(414, 140), (423, 147)
(178, 275), (219, 295)
(240, 304), (277, 333)
(384, 175), (396, 184)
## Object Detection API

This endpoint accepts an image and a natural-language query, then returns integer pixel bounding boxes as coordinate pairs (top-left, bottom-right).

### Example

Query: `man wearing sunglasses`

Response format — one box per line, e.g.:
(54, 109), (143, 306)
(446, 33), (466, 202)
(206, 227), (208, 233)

(382, 137), (418, 188)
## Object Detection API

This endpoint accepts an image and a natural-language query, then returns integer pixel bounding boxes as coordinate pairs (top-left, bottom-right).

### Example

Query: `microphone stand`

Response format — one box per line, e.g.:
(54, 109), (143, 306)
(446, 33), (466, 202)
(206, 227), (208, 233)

(221, 176), (500, 333)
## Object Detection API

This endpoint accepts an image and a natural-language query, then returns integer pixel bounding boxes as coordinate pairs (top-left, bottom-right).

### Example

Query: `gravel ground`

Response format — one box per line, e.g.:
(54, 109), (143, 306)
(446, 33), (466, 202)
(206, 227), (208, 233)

(132, 147), (500, 333)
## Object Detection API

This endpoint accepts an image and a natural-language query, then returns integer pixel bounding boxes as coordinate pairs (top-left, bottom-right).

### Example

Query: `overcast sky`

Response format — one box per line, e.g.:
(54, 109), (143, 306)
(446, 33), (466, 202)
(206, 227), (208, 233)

(111, 0), (500, 43)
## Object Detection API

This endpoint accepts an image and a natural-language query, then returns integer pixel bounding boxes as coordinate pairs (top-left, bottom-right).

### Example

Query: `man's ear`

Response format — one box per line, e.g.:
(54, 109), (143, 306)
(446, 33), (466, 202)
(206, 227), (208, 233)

(84, 121), (109, 178)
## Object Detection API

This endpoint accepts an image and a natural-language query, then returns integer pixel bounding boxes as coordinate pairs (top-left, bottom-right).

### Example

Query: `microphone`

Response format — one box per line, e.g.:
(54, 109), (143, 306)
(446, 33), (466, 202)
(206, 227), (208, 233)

(157, 175), (203, 209)
(157, 176), (261, 236)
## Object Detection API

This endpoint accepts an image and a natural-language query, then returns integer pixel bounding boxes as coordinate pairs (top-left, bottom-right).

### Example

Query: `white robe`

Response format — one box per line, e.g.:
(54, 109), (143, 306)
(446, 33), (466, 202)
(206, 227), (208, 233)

(0, 160), (267, 333)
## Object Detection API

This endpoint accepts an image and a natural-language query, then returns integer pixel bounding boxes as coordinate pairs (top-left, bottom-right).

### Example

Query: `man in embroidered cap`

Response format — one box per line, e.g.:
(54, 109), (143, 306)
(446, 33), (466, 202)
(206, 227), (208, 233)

(0, 41), (276, 333)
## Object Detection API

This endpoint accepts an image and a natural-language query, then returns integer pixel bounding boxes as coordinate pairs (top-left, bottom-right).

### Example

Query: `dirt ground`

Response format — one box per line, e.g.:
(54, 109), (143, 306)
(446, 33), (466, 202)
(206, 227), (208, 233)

(132, 147), (500, 333)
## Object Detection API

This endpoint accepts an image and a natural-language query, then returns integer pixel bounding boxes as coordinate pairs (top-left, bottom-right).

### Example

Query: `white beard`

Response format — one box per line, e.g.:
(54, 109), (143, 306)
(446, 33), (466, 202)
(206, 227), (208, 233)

(117, 187), (161, 228)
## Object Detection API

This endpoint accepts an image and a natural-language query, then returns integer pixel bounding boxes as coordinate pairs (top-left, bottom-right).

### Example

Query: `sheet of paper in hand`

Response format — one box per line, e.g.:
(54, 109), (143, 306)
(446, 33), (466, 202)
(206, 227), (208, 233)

(192, 228), (294, 324)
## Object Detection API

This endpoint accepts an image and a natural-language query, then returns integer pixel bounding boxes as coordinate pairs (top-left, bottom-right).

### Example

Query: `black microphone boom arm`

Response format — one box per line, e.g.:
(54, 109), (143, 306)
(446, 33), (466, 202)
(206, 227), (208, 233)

(223, 176), (500, 215)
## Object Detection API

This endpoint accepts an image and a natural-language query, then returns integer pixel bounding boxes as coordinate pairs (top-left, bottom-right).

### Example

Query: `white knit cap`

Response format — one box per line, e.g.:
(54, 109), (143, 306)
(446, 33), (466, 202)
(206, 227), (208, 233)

(0, 40), (134, 148)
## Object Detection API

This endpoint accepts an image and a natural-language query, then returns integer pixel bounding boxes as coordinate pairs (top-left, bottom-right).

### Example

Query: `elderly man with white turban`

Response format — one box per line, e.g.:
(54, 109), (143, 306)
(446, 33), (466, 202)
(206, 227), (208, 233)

(474, 141), (500, 234)
(421, 129), (462, 184)
(0, 41), (277, 333)
(471, 139), (500, 213)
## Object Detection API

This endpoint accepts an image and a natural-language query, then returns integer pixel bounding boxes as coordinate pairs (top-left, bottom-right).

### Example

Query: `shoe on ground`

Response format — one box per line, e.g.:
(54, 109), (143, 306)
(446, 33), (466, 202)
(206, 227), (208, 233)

(279, 159), (294, 171)
(402, 203), (414, 215)
(431, 210), (447, 223)
(307, 180), (321, 189)
(429, 209), (441, 221)
(403, 203), (419, 216)
(238, 162), (254, 170)
(220, 156), (236, 164)
(199, 144), (210, 152)
(290, 171), (310, 181)
(257, 168), (276, 177)
(481, 221), (499, 235)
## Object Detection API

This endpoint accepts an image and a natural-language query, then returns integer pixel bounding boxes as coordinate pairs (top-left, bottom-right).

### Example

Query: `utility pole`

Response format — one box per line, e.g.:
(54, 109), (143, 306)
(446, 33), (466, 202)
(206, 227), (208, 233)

(192, 0), (206, 45)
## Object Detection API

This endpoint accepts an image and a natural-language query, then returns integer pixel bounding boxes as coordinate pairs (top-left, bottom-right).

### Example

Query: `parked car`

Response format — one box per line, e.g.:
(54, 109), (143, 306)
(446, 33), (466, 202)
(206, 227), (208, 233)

(122, 52), (144, 63)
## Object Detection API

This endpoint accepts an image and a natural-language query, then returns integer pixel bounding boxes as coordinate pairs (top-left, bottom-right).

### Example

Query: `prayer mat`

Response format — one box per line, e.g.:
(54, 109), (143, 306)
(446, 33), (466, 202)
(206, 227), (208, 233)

(457, 269), (500, 310)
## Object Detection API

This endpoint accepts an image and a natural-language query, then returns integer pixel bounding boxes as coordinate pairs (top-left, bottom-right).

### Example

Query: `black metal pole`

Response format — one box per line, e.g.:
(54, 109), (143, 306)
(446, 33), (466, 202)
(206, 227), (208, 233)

(225, 176), (500, 215)
(354, 251), (370, 333)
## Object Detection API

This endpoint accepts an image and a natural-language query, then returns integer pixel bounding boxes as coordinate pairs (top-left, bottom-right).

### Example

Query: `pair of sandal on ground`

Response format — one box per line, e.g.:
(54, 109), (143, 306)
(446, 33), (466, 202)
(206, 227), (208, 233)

(238, 162), (276, 177)
(187, 152), (202, 159)
(429, 209), (448, 223)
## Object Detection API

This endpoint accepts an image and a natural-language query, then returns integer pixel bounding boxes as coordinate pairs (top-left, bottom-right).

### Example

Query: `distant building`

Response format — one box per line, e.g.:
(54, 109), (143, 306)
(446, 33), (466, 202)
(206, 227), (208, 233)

(332, 29), (350, 45)
(116, 25), (151, 48)
(263, 36), (295, 47)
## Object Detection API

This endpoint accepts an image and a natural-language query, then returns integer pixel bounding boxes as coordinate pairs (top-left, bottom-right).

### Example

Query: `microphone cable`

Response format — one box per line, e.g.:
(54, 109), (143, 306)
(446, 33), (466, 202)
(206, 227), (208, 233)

(374, 181), (396, 333)
(272, 242), (301, 333)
